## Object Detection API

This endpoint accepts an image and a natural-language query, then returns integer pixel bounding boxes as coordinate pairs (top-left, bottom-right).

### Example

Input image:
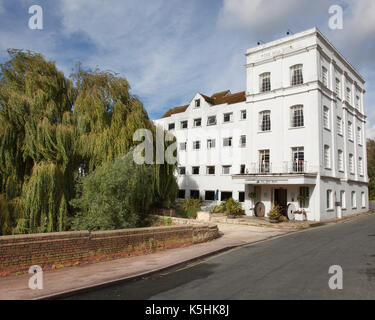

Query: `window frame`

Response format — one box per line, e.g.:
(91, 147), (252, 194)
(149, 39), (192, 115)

(324, 145), (331, 169)
(192, 166), (200, 175)
(322, 66), (328, 87)
(193, 118), (202, 128)
(223, 112), (233, 123)
(338, 149), (344, 172)
(206, 166), (215, 175)
(259, 72), (271, 92)
(290, 64), (304, 86)
(290, 105), (304, 128)
(222, 165), (231, 175)
(207, 115), (217, 126)
(180, 120), (188, 129)
(327, 189), (332, 209)
(223, 137), (233, 147)
(193, 140), (201, 150)
(259, 110), (271, 132)
(207, 139), (216, 149)
(323, 106), (330, 130)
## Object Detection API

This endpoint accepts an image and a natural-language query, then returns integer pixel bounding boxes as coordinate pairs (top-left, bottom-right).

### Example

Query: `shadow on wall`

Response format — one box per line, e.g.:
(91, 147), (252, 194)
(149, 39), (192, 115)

(179, 175), (200, 199)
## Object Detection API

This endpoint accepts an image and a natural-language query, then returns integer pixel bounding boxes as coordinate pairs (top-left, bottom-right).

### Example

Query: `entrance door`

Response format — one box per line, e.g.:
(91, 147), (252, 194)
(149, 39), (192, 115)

(274, 189), (287, 216)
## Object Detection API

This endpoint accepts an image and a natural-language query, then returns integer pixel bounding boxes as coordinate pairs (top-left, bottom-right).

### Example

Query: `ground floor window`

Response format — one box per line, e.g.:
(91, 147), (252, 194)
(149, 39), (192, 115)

(239, 192), (245, 202)
(340, 190), (346, 209)
(351, 191), (356, 208)
(190, 190), (200, 199)
(178, 190), (185, 199)
(361, 192), (365, 208)
(326, 189), (332, 209)
(205, 190), (215, 201)
(221, 191), (232, 201)
(299, 186), (309, 208)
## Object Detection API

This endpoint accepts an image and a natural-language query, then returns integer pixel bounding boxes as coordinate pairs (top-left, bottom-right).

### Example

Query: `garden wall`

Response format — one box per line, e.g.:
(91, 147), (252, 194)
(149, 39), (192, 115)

(0, 224), (219, 276)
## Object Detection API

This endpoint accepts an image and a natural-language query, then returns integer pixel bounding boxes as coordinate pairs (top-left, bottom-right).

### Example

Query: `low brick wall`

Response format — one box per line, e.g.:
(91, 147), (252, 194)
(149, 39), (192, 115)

(0, 224), (219, 276)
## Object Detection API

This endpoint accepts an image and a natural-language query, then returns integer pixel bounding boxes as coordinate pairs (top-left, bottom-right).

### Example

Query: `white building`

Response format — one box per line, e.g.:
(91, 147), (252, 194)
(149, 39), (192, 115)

(154, 27), (369, 221)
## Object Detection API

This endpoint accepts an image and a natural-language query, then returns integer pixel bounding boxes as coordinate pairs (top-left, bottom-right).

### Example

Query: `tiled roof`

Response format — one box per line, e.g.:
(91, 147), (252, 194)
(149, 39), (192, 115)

(160, 90), (246, 118)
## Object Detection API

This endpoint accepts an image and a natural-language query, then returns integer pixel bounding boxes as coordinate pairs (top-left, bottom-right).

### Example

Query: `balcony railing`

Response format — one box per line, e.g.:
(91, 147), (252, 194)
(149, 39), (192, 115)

(246, 161), (309, 174)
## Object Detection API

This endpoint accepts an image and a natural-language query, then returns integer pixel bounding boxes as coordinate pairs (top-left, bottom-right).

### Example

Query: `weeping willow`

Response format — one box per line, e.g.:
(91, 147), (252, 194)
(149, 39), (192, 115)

(0, 50), (177, 235)
(0, 49), (76, 234)
(72, 66), (152, 172)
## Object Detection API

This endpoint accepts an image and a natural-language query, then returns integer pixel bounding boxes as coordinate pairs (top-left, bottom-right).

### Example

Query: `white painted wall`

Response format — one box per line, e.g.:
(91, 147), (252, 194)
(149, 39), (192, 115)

(154, 27), (368, 221)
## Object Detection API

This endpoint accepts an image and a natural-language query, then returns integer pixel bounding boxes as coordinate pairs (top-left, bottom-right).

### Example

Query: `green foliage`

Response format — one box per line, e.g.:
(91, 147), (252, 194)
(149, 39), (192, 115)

(175, 198), (201, 219)
(0, 49), (76, 234)
(0, 50), (178, 234)
(182, 198), (201, 212)
(219, 198), (243, 215)
(367, 139), (375, 200)
(70, 152), (153, 231)
(268, 205), (282, 220)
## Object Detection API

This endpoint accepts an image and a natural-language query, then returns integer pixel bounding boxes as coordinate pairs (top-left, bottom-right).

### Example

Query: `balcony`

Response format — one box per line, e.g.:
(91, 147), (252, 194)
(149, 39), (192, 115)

(246, 161), (309, 175)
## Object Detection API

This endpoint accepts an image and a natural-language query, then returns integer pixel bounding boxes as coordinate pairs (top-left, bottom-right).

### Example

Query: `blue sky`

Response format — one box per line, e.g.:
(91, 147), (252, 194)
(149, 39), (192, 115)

(1, 0), (375, 137)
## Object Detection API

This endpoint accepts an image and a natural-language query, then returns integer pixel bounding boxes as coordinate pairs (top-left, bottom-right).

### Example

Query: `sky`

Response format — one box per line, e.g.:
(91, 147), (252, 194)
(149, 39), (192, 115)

(0, 0), (375, 137)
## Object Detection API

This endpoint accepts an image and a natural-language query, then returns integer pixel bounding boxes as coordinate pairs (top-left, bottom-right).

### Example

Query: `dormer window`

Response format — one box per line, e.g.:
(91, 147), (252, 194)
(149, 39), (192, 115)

(195, 99), (201, 108)
(259, 72), (271, 92)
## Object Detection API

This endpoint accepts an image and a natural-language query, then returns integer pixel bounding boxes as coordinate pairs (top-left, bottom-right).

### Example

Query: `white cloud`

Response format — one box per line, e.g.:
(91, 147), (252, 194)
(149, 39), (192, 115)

(217, 0), (327, 37)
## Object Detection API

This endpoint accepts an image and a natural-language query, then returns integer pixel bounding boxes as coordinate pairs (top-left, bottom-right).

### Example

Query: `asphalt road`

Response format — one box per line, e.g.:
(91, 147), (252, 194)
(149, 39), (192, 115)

(65, 214), (375, 300)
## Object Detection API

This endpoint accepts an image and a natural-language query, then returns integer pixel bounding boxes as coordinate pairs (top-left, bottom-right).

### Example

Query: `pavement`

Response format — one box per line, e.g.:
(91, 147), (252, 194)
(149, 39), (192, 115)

(0, 223), (289, 300)
(65, 212), (375, 300)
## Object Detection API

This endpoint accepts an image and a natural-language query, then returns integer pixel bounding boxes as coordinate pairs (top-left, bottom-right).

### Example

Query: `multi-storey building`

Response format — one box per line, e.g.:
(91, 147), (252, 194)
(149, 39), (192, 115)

(153, 27), (368, 221)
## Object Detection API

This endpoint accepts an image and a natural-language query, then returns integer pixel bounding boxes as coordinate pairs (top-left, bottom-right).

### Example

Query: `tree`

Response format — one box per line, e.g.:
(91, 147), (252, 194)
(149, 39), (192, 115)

(0, 50), (177, 234)
(367, 139), (375, 200)
(0, 49), (77, 234)
(70, 151), (153, 231)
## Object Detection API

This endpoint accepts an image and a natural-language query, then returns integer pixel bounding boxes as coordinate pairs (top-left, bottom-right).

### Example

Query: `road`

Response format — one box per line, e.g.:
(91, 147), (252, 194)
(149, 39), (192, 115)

(65, 214), (375, 299)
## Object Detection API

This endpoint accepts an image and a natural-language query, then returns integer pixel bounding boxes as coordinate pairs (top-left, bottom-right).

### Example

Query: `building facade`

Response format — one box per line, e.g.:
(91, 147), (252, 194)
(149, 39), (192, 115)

(153, 28), (368, 221)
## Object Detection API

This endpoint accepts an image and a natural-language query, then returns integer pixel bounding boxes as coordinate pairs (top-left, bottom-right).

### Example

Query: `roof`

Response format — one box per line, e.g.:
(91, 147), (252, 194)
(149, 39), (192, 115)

(161, 90), (246, 118)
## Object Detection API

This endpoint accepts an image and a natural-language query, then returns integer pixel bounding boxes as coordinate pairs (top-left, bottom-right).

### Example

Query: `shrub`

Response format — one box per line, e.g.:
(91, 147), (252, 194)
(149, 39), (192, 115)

(182, 198), (201, 212)
(174, 198), (201, 219)
(70, 152), (153, 231)
(220, 198), (243, 215)
(268, 205), (282, 220)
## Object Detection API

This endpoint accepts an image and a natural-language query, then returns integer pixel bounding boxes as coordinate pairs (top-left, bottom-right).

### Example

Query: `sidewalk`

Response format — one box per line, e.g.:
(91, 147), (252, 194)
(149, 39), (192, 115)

(0, 224), (290, 300)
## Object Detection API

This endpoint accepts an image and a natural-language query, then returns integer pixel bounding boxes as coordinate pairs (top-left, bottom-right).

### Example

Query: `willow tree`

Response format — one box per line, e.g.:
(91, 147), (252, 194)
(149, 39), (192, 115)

(71, 66), (177, 208)
(0, 49), (78, 234)
(72, 66), (152, 172)
(0, 50), (177, 235)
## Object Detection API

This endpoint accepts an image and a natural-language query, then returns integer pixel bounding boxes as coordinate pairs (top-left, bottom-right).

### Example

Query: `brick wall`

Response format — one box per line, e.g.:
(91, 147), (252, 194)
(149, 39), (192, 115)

(0, 224), (219, 276)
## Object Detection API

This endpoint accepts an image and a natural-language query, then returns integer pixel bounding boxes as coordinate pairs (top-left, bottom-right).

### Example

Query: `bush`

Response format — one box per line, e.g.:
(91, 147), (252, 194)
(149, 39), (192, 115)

(174, 198), (201, 219)
(268, 205), (282, 220)
(182, 198), (201, 212)
(220, 198), (243, 215)
(70, 152), (153, 231)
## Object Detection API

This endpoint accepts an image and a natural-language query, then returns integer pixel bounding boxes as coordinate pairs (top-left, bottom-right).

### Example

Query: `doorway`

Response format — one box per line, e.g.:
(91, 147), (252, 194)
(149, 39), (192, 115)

(274, 188), (287, 216)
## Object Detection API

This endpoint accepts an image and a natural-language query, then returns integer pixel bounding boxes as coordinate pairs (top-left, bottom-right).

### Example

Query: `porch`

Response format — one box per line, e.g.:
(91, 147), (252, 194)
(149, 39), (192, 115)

(232, 172), (317, 221)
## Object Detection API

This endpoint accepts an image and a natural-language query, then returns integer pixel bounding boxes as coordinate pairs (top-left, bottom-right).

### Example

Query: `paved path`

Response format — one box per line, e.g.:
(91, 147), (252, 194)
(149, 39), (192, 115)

(0, 224), (288, 299)
(66, 214), (375, 300)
